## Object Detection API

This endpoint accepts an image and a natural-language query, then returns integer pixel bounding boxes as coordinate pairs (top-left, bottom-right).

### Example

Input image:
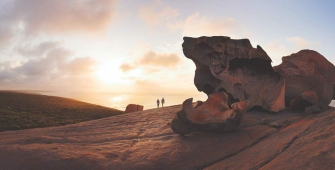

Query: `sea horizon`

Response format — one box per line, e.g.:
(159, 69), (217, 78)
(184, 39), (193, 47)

(4, 89), (335, 112)
(30, 90), (209, 111)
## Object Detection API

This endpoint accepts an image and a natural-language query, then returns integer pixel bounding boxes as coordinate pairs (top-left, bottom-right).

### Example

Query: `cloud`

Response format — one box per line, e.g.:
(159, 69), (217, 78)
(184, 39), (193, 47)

(0, 1), (14, 41)
(132, 75), (200, 95)
(286, 36), (321, 50)
(120, 63), (135, 72)
(168, 12), (239, 37)
(0, 41), (98, 90)
(0, 61), (19, 84)
(263, 36), (321, 65)
(15, 47), (72, 76)
(66, 57), (97, 75)
(16, 41), (62, 57)
(119, 50), (180, 72)
(139, 51), (180, 67)
(139, 0), (179, 27)
(0, 26), (13, 47)
(1, 0), (116, 35)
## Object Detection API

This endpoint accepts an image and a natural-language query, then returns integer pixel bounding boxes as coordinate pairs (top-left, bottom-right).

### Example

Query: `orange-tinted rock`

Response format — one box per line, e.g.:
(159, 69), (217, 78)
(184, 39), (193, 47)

(274, 50), (335, 111)
(4, 103), (335, 170)
(1, 106), (207, 170)
(182, 36), (285, 112)
(205, 108), (335, 170)
(171, 92), (249, 134)
(125, 104), (143, 113)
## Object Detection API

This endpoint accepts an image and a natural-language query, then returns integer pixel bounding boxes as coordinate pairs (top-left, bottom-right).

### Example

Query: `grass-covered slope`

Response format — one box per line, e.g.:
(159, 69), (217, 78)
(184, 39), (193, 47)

(0, 91), (123, 132)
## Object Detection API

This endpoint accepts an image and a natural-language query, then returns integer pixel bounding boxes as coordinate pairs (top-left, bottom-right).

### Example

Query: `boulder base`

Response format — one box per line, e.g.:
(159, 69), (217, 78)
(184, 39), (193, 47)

(171, 92), (249, 134)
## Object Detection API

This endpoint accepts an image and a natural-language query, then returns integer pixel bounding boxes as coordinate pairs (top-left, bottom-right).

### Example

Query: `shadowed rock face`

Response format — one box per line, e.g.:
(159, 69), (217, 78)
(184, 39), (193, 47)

(182, 36), (285, 112)
(171, 92), (249, 134)
(274, 50), (335, 112)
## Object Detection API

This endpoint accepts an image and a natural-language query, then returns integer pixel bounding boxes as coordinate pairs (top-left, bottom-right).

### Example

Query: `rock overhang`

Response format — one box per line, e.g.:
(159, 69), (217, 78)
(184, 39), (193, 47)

(182, 36), (285, 113)
(171, 36), (335, 134)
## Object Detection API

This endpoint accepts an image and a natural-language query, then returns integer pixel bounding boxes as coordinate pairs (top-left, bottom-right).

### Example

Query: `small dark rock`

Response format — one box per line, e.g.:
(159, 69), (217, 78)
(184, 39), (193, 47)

(305, 105), (321, 114)
(260, 118), (272, 125)
(125, 104), (144, 113)
(270, 121), (284, 128)
(270, 119), (291, 128)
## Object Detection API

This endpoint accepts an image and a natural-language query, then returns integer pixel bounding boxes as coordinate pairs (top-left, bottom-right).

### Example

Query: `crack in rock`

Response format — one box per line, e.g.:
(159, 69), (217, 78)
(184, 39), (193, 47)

(256, 117), (322, 169)
(200, 128), (279, 169)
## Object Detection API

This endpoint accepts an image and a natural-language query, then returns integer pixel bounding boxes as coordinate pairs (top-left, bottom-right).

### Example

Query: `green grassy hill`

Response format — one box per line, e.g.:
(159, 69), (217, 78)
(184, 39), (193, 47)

(0, 91), (124, 132)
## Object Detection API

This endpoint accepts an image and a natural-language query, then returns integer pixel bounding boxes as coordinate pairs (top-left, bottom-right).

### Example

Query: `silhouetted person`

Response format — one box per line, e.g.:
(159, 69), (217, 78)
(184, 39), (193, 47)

(157, 99), (160, 108)
(161, 97), (165, 107)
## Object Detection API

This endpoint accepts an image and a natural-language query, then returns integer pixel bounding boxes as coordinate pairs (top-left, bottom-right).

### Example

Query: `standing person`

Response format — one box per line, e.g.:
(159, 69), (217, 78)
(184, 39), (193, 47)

(161, 97), (165, 107)
(157, 99), (160, 108)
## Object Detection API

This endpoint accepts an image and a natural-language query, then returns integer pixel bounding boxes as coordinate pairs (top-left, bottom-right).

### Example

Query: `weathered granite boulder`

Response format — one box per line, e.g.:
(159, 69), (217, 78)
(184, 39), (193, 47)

(182, 36), (285, 112)
(274, 50), (335, 112)
(125, 104), (144, 113)
(171, 92), (249, 134)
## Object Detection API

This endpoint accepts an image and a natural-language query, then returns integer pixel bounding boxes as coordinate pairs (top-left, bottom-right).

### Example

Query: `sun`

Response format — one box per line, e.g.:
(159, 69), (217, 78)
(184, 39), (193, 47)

(95, 64), (122, 84)
(95, 61), (144, 86)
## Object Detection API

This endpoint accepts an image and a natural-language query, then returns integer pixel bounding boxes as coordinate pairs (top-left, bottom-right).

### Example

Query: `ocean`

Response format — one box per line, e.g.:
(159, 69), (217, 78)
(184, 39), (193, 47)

(34, 91), (335, 111)
(36, 91), (208, 111)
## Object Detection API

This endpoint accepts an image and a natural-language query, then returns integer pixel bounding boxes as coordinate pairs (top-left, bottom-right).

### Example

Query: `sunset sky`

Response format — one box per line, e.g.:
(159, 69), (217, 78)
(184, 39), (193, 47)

(0, 0), (335, 95)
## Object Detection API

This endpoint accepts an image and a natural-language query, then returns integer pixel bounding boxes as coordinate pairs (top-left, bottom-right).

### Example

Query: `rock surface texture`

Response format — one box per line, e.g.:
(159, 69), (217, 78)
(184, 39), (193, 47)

(2, 105), (335, 169)
(274, 50), (335, 112)
(182, 36), (285, 112)
(125, 104), (144, 113)
(171, 92), (249, 134)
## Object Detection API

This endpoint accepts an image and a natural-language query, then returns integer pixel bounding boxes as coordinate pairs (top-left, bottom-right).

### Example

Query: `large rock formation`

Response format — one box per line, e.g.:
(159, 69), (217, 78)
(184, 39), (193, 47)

(171, 92), (249, 134)
(182, 36), (285, 112)
(274, 50), (335, 112)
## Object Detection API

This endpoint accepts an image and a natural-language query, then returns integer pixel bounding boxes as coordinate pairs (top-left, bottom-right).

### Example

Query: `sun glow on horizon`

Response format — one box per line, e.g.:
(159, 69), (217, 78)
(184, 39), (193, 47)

(110, 95), (128, 102)
(95, 60), (146, 85)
